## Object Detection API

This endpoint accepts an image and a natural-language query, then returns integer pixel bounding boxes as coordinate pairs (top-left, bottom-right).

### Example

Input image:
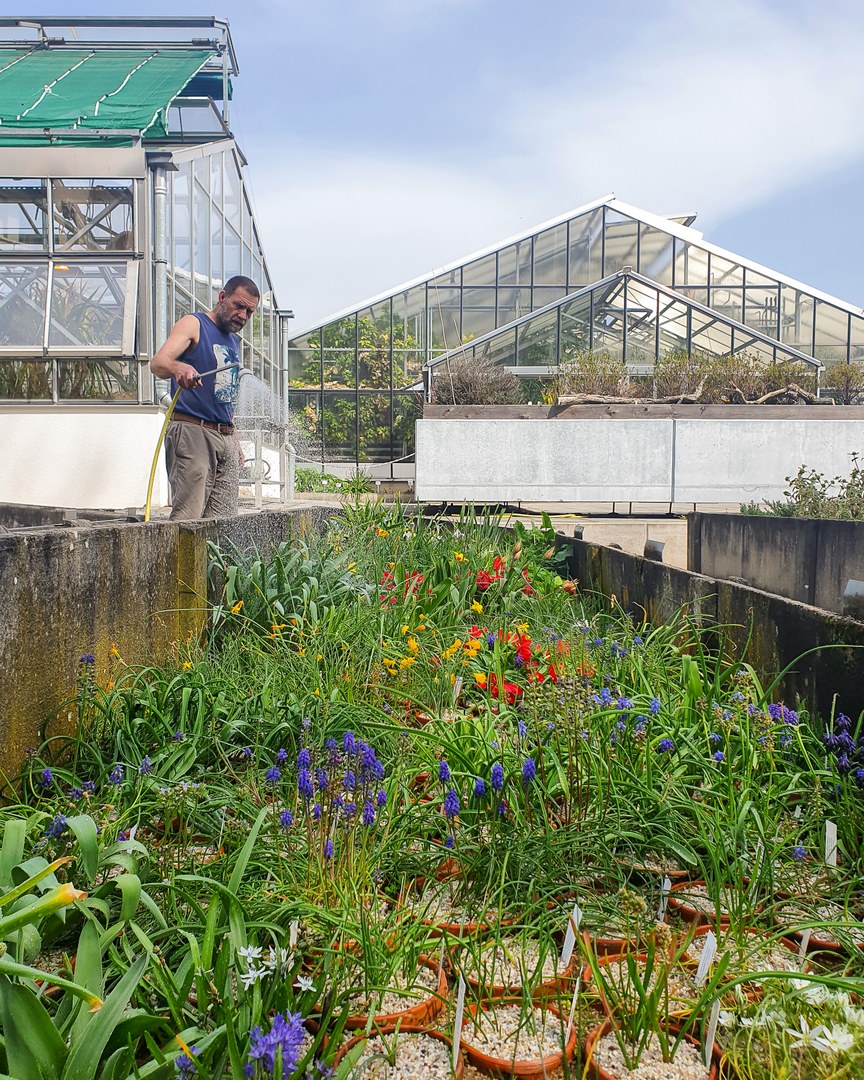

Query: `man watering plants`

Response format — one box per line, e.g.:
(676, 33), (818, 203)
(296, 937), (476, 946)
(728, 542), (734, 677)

(150, 276), (259, 520)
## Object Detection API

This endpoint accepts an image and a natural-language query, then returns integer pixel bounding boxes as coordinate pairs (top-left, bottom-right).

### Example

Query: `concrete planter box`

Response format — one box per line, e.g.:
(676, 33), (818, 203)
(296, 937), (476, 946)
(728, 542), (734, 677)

(416, 405), (864, 506)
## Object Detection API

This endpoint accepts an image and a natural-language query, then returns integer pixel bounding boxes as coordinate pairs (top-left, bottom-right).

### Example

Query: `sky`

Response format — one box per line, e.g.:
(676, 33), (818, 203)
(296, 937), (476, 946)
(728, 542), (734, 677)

(17, 1), (864, 330)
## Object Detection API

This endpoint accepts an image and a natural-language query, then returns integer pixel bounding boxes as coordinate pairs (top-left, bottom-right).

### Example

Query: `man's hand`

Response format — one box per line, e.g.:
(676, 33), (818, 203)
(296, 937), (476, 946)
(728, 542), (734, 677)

(175, 364), (202, 391)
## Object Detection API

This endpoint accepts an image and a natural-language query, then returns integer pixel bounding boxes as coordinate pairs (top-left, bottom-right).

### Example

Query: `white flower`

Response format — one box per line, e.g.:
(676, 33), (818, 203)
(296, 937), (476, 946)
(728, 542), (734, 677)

(813, 1024), (855, 1054)
(239, 967), (265, 990)
(294, 975), (316, 993)
(717, 1010), (737, 1029)
(238, 945), (263, 963)
(785, 1016), (827, 1050)
(844, 1005), (864, 1028)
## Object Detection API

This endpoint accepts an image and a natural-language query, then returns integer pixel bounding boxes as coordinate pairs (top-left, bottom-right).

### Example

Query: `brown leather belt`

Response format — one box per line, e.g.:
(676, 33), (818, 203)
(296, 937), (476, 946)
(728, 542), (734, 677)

(171, 411), (234, 435)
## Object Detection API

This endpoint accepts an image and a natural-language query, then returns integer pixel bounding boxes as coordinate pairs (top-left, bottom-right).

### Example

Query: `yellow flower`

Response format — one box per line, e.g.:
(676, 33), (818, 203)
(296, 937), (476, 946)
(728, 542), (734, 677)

(401, 624), (410, 635)
(418, 612), (426, 620)
(399, 656), (416, 668)
(183, 661), (193, 670)
(454, 551), (465, 562)
(515, 622), (529, 634)
(407, 637), (419, 654)
(317, 653), (324, 661)
(376, 527), (389, 537)
(471, 600), (483, 614)
(473, 672), (488, 687)
(347, 562), (357, 573)
(314, 688), (320, 696)
(110, 643), (120, 657)
(231, 600), (244, 613)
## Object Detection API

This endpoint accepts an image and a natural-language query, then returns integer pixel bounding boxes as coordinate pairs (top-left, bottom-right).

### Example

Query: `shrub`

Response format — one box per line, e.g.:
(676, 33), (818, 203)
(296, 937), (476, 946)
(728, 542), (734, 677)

(555, 348), (639, 398)
(432, 351), (525, 405)
(741, 454), (864, 519)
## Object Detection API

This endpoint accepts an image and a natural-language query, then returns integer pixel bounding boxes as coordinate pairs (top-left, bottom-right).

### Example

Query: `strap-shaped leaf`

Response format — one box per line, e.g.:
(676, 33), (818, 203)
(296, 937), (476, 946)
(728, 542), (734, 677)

(65, 817), (100, 884)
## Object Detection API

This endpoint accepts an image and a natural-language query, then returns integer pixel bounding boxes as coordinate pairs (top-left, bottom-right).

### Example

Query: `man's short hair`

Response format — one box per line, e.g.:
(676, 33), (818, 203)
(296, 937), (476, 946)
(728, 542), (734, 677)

(223, 275), (261, 300)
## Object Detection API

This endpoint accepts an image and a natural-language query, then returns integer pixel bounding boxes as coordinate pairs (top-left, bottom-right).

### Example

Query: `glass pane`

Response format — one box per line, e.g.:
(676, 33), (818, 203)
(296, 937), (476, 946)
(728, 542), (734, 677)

(171, 162), (192, 285)
(49, 262), (128, 349)
(288, 348), (320, 388)
(849, 313), (864, 364)
(57, 359), (137, 400)
(568, 207), (602, 286)
(779, 288), (814, 354)
(656, 296), (692, 355)
(637, 224), (673, 284)
(532, 285), (567, 309)
(0, 359), (52, 399)
(194, 157), (209, 196)
(560, 294), (592, 359)
(193, 178), (210, 306)
(498, 240), (532, 287)
(392, 391), (421, 461)
(210, 214), (223, 294)
(358, 302), (392, 389)
(224, 223), (241, 281)
(172, 282), (192, 325)
(393, 350), (423, 388)
(429, 287), (461, 351)
(674, 240), (709, 287)
(358, 392), (392, 462)
(461, 287), (496, 341)
(210, 152), (223, 213)
(496, 286), (528, 327)
(322, 314), (356, 349)
(224, 152), (242, 232)
(476, 327), (516, 368)
(52, 179), (133, 252)
(392, 285), (426, 352)
(462, 252), (497, 286)
(288, 390), (322, 459)
(321, 349), (355, 388)
(708, 285), (743, 323)
(533, 224), (567, 286)
(710, 253), (743, 288)
(516, 309), (557, 367)
(623, 280), (659, 363)
(431, 267), (460, 289)
(322, 391), (357, 462)
(0, 263), (48, 347)
(690, 310), (732, 356)
(0, 179), (48, 251)
(814, 301), (850, 364)
(676, 286), (709, 307)
(743, 286), (780, 337)
(603, 210), (639, 274)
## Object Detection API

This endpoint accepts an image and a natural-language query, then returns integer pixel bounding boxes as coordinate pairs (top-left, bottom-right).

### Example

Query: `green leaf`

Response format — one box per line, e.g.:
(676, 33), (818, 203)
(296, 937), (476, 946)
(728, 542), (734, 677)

(64, 817), (100, 884)
(61, 951), (150, 1080)
(0, 820), (26, 888)
(0, 975), (65, 1079)
(0, 956), (101, 1007)
(69, 919), (103, 1044)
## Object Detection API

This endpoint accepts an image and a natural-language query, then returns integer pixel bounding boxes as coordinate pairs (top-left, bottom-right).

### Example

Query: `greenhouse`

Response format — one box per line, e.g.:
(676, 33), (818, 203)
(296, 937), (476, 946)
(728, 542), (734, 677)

(287, 197), (864, 475)
(0, 16), (286, 509)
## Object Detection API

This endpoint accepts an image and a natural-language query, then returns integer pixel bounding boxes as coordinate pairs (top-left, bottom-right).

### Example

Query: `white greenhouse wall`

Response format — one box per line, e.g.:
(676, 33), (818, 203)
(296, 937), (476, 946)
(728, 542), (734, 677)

(0, 409), (169, 511)
(415, 417), (864, 504)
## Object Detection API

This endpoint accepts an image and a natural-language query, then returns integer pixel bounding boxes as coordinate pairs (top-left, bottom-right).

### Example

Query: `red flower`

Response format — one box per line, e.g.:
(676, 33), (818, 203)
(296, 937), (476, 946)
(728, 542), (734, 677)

(469, 625), (484, 638)
(488, 672), (523, 704)
(476, 570), (495, 591)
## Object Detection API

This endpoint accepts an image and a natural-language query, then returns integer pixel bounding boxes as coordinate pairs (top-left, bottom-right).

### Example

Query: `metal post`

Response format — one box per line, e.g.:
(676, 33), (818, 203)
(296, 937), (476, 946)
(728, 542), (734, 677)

(147, 152), (176, 399)
(254, 427), (263, 510)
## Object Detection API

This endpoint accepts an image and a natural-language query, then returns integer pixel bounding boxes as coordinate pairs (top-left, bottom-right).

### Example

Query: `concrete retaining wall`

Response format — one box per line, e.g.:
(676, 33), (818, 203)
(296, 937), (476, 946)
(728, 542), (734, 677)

(689, 514), (864, 616)
(562, 538), (864, 723)
(0, 505), (334, 790)
(416, 405), (864, 504)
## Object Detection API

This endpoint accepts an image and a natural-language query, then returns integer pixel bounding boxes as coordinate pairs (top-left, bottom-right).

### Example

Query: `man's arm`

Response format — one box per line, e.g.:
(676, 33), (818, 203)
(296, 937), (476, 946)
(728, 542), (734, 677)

(150, 315), (203, 390)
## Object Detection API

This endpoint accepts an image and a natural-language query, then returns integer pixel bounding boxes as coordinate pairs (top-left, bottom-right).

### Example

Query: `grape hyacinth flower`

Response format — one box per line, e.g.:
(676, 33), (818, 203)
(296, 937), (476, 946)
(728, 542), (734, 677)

(276, 748), (288, 764)
(297, 768), (314, 800)
(245, 1011), (306, 1079)
(173, 730), (185, 741)
(490, 763), (504, 791)
(40, 768), (53, 787)
(80, 653), (96, 665)
(83, 780), (96, 793)
(280, 809), (293, 829)
(438, 759), (451, 783)
(522, 757), (536, 784)
(241, 747), (254, 760)
(139, 756), (153, 775)
(343, 731), (356, 755)
(791, 845), (808, 861)
(473, 777), (486, 798)
(296, 748), (310, 769)
(108, 764), (124, 785)
(265, 766), (282, 785)
(650, 697), (661, 714)
(323, 839), (333, 859)
(311, 802), (322, 820)
(343, 801), (357, 819)
(343, 769), (356, 791)
(713, 750), (725, 762)
(376, 789), (387, 808)
(443, 790), (460, 818)
(45, 814), (67, 839)
(315, 768), (329, 791)
(362, 800), (376, 826)
(175, 1046), (199, 1075)
(657, 738), (675, 753)
(709, 732), (722, 744)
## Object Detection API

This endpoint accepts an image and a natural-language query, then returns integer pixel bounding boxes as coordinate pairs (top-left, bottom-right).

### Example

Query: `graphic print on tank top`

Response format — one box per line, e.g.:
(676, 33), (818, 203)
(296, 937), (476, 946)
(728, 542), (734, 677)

(212, 343), (240, 405)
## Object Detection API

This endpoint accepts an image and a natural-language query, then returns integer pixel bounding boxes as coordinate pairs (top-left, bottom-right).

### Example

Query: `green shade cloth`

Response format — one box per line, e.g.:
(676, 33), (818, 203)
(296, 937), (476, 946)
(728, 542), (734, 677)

(0, 47), (214, 144)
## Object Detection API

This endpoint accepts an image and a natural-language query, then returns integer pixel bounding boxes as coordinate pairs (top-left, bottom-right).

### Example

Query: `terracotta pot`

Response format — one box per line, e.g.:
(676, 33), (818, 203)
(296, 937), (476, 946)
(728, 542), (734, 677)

(400, 878), (511, 939)
(460, 940), (573, 1001)
(334, 1024), (463, 1078)
(772, 903), (864, 955)
(583, 1018), (724, 1079)
(666, 881), (747, 927)
(461, 1000), (577, 1078)
(343, 955), (449, 1030)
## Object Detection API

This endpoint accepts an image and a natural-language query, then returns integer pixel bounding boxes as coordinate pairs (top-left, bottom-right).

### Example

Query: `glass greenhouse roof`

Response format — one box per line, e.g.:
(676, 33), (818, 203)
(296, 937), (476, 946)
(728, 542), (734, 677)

(426, 269), (822, 377)
(0, 46), (215, 144)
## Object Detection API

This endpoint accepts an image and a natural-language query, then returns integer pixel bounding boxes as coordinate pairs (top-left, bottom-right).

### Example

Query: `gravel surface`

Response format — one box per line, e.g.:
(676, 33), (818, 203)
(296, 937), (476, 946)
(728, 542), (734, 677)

(346, 1032), (453, 1079)
(348, 962), (442, 1016)
(590, 1029), (711, 1079)
(406, 882), (499, 927)
(682, 933), (799, 973)
(463, 1003), (566, 1061)
(460, 936), (561, 990)
(669, 884), (741, 917)
(776, 900), (864, 945)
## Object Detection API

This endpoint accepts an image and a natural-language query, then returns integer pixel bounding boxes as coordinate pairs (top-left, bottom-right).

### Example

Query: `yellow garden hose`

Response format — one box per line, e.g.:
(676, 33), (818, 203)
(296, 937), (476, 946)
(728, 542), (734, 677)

(144, 386), (182, 522)
(143, 362), (242, 521)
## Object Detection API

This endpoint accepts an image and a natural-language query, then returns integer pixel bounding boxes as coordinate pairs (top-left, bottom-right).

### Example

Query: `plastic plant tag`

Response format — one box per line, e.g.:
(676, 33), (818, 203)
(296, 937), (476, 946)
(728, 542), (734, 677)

(825, 820), (838, 866)
(694, 930), (717, 986)
(560, 901), (583, 968)
(704, 1000), (721, 1067)
(452, 975), (466, 1072)
(656, 875), (672, 921)
(798, 928), (812, 962)
(452, 675), (463, 701)
(289, 920), (299, 951)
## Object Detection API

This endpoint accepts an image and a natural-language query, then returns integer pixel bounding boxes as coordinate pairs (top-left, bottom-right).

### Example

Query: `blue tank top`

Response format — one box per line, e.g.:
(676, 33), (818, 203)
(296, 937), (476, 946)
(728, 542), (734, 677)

(171, 312), (241, 425)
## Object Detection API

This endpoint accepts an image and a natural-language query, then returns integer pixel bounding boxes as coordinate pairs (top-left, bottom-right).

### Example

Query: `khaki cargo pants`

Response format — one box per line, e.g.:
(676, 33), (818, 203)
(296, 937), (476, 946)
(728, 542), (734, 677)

(165, 420), (240, 521)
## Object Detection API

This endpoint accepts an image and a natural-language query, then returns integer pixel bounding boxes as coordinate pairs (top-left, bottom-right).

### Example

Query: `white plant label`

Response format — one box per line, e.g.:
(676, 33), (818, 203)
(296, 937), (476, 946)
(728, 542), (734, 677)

(695, 930), (717, 986)
(452, 675), (463, 701)
(753, 840), (764, 878)
(561, 901), (583, 968)
(289, 920), (299, 951)
(825, 820), (838, 866)
(452, 975), (466, 1072)
(704, 1000), (721, 1067)
(798, 928), (812, 962)
(656, 875), (672, 921)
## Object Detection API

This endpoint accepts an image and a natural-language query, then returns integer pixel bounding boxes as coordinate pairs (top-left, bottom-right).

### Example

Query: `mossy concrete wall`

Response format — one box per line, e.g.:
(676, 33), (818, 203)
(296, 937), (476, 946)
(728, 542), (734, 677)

(0, 506), (334, 790)
(688, 513), (864, 616)
(562, 537), (864, 724)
